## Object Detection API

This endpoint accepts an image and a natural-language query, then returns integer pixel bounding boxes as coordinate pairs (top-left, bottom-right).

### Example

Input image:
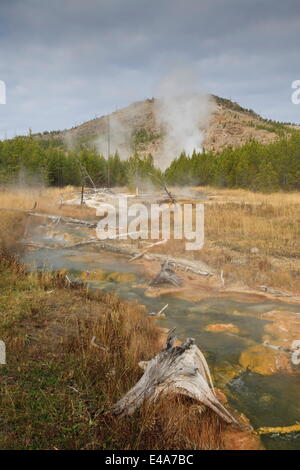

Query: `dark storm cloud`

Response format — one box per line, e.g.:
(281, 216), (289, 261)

(0, 0), (300, 138)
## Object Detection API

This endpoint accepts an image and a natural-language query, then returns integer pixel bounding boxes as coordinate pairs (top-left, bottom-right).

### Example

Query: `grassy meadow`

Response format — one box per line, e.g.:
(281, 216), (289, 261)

(151, 187), (300, 293)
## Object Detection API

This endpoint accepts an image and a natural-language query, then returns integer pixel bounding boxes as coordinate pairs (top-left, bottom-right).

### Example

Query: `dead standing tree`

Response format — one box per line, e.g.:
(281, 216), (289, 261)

(107, 328), (237, 424)
(75, 158), (96, 205)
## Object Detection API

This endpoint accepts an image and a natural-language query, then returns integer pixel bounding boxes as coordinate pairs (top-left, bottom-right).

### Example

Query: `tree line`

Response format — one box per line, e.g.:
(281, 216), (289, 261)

(0, 134), (162, 188)
(165, 132), (300, 191)
(0, 131), (300, 192)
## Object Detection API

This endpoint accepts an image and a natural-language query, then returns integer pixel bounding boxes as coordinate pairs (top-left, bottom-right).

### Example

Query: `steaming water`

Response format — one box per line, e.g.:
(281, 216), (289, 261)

(23, 222), (300, 450)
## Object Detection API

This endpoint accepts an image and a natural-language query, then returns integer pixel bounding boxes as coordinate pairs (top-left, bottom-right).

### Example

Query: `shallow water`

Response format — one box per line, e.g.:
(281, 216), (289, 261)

(23, 222), (300, 450)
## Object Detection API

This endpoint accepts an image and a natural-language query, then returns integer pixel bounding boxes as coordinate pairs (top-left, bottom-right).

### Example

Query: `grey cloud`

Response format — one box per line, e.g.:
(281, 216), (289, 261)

(0, 0), (300, 139)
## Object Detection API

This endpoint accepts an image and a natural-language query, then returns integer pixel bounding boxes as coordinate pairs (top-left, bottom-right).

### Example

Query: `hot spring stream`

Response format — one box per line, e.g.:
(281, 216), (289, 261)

(23, 221), (300, 450)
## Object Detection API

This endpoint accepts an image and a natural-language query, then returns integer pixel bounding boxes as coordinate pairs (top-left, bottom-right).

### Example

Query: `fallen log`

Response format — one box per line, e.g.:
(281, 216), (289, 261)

(259, 285), (300, 300)
(128, 239), (167, 262)
(27, 211), (97, 228)
(107, 328), (237, 424)
(149, 254), (213, 277)
(63, 237), (99, 249)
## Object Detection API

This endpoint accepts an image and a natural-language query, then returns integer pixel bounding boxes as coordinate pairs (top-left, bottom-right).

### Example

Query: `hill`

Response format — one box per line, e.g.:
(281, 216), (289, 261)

(39, 95), (299, 158)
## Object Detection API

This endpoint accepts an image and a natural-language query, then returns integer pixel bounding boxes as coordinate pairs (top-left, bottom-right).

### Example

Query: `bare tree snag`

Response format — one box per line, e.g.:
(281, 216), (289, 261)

(150, 260), (182, 287)
(107, 328), (237, 424)
(162, 182), (177, 205)
(148, 172), (177, 205)
(76, 157), (97, 190)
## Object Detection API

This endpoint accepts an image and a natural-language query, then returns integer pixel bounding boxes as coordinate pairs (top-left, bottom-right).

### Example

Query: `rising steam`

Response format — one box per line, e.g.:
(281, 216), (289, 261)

(92, 115), (133, 160)
(154, 69), (215, 169)
(64, 68), (214, 170)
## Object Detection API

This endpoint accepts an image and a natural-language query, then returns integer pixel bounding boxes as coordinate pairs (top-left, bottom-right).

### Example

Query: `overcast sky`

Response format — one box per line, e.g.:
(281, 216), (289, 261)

(1, 0), (300, 139)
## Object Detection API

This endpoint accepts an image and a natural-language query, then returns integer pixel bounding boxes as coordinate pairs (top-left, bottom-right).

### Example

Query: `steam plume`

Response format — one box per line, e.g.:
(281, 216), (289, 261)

(154, 68), (215, 169)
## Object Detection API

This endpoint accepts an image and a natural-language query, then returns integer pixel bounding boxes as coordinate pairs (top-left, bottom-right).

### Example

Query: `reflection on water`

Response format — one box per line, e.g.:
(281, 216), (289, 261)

(23, 228), (300, 450)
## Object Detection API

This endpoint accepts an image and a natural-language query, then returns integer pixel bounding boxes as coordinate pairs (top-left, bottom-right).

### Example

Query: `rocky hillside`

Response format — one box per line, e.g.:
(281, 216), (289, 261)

(42, 95), (299, 156)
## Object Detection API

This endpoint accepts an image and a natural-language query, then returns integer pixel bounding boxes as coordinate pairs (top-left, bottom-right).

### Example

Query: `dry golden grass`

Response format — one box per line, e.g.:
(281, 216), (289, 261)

(200, 187), (300, 291)
(149, 187), (300, 292)
(0, 210), (27, 252)
(201, 187), (300, 257)
(100, 396), (225, 450)
(2, 184), (298, 292)
(0, 186), (96, 220)
(0, 187), (79, 252)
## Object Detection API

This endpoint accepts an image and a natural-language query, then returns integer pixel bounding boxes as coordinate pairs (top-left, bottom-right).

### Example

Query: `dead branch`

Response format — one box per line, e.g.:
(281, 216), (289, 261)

(65, 275), (72, 287)
(63, 238), (100, 249)
(91, 336), (109, 352)
(129, 239), (167, 262)
(148, 303), (168, 316)
(220, 270), (225, 288)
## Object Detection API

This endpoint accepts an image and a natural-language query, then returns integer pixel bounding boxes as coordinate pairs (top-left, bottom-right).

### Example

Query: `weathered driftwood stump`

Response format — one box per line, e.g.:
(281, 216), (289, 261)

(108, 328), (237, 424)
(150, 260), (182, 287)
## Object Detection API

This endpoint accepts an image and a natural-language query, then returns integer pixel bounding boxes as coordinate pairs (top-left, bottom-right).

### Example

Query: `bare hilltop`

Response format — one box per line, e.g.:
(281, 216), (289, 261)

(42, 95), (299, 158)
